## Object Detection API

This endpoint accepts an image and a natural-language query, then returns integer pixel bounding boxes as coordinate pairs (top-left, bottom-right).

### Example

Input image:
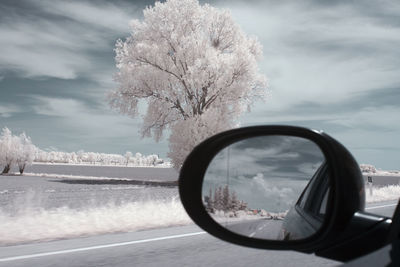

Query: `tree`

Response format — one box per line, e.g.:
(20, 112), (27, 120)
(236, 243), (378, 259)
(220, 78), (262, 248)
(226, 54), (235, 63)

(108, 0), (266, 169)
(222, 185), (230, 212)
(205, 185), (247, 215)
(0, 127), (19, 174)
(16, 133), (36, 174)
(125, 151), (132, 166)
(0, 128), (36, 174)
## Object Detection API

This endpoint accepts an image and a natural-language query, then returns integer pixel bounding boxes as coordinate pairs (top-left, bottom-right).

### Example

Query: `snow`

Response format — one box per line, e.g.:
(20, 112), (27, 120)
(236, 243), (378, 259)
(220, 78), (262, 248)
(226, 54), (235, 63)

(0, 198), (191, 245)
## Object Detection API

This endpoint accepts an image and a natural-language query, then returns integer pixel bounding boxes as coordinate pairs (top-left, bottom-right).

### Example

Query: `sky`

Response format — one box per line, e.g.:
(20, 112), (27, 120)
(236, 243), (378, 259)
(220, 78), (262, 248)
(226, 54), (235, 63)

(203, 136), (324, 211)
(0, 0), (399, 169)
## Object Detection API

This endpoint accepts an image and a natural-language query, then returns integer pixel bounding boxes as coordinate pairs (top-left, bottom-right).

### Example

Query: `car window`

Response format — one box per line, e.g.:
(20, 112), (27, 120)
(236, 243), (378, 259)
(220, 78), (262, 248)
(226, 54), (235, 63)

(319, 188), (330, 216)
(298, 163), (326, 210)
(297, 164), (330, 220)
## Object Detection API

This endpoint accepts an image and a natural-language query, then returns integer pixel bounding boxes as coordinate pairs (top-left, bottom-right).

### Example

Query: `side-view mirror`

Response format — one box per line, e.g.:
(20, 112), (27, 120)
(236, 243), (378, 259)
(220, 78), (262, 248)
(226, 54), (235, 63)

(179, 126), (395, 262)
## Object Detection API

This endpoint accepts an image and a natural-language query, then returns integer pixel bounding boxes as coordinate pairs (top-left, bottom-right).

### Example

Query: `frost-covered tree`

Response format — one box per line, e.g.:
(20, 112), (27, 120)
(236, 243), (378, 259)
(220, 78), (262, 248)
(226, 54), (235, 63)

(222, 185), (230, 212)
(213, 186), (223, 211)
(109, 0), (266, 169)
(360, 164), (377, 173)
(16, 133), (36, 174)
(0, 127), (19, 174)
(33, 148), (165, 167)
(205, 185), (247, 214)
(0, 128), (36, 174)
(125, 151), (132, 166)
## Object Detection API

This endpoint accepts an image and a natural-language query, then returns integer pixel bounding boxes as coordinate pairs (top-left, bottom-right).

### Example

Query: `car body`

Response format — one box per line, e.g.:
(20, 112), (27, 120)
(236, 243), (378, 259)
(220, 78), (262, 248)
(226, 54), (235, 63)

(178, 125), (398, 264)
(280, 162), (330, 240)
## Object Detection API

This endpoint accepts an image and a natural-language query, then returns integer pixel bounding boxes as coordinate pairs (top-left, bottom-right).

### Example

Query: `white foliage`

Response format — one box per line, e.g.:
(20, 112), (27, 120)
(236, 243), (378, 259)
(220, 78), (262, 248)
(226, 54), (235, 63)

(16, 133), (36, 173)
(108, 0), (267, 169)
(125, 151), (132, 166)
(0, 198), (190, 245)
(0, 127), (37, 174)
(34, 149), (165, 167)
(366, 185), (400, 203)
(0, 127), (15, 171)
(168, 107), (231, 167)
(0, 127), (166, 170)
(360, 164), (377, 173)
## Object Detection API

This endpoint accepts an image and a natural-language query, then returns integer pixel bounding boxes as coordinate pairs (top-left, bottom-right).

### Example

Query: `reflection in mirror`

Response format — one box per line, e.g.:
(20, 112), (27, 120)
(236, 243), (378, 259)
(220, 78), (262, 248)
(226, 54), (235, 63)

(202, 135), (328, 241)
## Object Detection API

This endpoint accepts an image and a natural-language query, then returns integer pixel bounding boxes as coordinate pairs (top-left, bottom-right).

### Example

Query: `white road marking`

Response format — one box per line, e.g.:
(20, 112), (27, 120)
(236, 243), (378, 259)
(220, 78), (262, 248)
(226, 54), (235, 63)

(365, 203), (398, 210)
(0, 231), (206, 262)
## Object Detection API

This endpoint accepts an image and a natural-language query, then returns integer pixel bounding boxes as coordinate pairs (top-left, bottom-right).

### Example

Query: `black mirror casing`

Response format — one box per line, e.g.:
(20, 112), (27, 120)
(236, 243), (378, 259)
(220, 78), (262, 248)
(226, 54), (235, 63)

(179, 126), (392, 261)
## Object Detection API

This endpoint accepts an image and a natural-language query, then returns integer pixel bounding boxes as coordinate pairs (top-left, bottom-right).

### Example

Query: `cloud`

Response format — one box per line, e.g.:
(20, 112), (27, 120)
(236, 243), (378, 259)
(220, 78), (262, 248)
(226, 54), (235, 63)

(32, 0), (138, 33)
(0, 0), (140, 79)
(30, 96), (134, 133)
(0, 104), (22, 118)
(1, 0), (399, 168)
(220, 0), (400, 111)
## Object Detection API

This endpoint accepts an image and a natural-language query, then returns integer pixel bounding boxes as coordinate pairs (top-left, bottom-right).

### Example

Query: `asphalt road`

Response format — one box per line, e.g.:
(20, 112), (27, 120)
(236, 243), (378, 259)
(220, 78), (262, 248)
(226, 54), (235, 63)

(362, 174), (400, 187)
(364, 200), (398, 217)
(12, 164), (178, 181)
(0, 202), (396, 267)
(0, 225), (340, 267)
(226, 218), (283, 239)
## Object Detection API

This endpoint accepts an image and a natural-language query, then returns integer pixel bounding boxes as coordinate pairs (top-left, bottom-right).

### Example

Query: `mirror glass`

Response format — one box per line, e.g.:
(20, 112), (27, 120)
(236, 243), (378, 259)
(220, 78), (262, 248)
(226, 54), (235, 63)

(202, 135), (329, 241)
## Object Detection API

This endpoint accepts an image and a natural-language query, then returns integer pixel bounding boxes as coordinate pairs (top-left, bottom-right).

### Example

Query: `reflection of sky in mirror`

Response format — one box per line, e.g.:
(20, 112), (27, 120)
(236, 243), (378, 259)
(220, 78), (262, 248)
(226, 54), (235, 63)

(203, 136), (324, 212)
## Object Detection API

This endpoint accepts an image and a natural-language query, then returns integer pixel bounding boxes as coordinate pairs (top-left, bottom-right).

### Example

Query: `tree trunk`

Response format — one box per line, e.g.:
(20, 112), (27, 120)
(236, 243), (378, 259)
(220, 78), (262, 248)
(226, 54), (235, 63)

(19, 164), (26, 174)
(2, 164), (11, 174)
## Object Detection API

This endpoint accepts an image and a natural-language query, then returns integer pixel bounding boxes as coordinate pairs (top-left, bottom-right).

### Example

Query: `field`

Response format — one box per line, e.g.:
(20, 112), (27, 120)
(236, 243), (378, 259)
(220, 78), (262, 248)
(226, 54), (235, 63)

(0, 164), (190, 245)
(1, 164), (399, 245)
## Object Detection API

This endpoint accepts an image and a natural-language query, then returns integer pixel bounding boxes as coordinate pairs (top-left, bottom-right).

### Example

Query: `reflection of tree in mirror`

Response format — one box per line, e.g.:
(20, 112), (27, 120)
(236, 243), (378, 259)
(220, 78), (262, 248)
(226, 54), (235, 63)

(204, 185), (247, 215)
(204, 185), (287, 220)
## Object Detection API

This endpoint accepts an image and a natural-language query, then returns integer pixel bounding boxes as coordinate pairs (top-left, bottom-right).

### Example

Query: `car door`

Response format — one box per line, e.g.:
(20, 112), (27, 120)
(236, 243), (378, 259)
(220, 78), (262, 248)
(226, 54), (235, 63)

(280, 163), (330, 240)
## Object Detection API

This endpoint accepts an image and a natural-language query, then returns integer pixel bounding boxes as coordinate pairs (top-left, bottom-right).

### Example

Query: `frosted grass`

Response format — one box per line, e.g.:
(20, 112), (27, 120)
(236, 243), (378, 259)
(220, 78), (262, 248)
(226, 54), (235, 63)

(0, 198), (191, 246)
(366, 185), (400, 203)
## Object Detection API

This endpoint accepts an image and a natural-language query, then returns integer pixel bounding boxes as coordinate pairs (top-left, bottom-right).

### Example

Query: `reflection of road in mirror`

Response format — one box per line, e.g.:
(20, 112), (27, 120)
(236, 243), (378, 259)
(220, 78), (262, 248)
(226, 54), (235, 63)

(226, 218), (284, 240)
(204, 184), (288, 240)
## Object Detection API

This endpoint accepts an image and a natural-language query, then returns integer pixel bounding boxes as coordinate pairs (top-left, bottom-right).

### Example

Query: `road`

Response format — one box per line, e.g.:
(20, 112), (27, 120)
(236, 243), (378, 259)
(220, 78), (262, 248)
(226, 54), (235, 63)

(226, 218), (283, 239)
(0, 225), (340, 267)
(363, 174), (400, 187)
(364, 200), (398, 217)
(222, 199), (398, 240)
(0, 201), (396, 267)
(16, 164), (178, 181)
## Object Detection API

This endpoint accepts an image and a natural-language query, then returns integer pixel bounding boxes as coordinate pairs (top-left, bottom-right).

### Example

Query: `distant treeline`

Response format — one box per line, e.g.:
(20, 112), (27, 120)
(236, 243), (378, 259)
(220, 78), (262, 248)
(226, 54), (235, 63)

(0, 127), (168, 174)
(34, 150), (165, 167)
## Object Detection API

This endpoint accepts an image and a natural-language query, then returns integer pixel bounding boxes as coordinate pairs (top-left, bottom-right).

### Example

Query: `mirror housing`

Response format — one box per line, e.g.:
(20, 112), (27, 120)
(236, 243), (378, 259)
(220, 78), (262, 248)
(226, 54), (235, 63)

(179, 126), (392, 261)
